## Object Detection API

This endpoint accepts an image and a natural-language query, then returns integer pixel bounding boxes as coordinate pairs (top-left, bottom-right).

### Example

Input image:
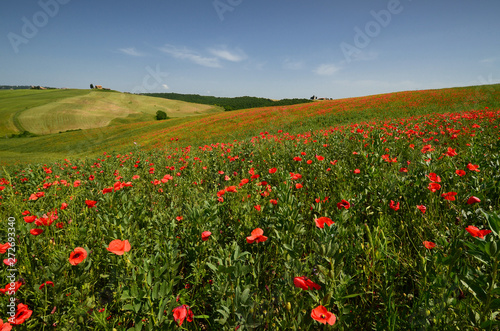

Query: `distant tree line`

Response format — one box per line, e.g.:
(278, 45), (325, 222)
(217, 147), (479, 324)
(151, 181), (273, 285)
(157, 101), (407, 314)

(143, 93), (312, 111)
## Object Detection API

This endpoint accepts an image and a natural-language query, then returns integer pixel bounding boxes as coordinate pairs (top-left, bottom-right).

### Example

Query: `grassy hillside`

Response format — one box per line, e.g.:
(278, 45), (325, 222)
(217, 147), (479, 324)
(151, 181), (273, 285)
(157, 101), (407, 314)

(1, 84), (499, 165)
(0, 89), (221, 137)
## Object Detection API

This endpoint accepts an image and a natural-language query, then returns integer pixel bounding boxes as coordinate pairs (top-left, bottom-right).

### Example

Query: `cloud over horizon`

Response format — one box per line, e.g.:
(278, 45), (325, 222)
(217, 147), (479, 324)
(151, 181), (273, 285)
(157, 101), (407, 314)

(313, 64), (340, 76)
(118, 47), (145, 57)
(160, 44), (221, 68)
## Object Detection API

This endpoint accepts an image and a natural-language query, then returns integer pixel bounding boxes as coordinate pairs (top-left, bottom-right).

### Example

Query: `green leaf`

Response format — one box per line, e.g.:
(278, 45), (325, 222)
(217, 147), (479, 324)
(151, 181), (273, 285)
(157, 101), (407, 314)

(206, 262), (218, 272)
(461, 279), (487, 302)
(147, 272), (152, 287)
(121, 290), (135, 300)
(489, 298), (500, 311)
(122, 304), (134, 311)
(487, 212), (500, 237)
(340, 292), (366, 300)
(241, 287), (250, 304)
(156, 298), (167, 324)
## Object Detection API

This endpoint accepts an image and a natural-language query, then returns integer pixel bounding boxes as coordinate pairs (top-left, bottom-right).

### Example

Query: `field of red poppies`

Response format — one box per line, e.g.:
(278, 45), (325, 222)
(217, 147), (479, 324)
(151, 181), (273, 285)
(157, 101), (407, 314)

(1, 87), (500, 330)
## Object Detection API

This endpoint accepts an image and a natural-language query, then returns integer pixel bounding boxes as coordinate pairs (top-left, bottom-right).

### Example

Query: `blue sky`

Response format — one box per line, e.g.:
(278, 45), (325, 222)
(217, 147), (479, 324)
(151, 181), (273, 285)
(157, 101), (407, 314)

(1, 0), (499, 99)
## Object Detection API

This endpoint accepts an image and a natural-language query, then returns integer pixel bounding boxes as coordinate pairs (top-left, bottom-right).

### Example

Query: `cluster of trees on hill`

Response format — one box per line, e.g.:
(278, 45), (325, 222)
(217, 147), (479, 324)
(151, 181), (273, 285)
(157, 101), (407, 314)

(143, 93), (312, 111)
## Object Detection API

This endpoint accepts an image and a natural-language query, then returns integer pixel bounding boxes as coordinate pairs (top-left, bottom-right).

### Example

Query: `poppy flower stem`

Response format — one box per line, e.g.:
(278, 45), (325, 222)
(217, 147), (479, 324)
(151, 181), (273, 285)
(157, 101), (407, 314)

(482, 257), (498, 323)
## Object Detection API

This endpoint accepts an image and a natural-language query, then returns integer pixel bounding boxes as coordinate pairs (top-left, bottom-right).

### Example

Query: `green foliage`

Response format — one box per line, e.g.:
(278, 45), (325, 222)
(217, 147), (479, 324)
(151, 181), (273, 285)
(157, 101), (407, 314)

(155, 110), (168, 121)
(143, 92), (313, 111)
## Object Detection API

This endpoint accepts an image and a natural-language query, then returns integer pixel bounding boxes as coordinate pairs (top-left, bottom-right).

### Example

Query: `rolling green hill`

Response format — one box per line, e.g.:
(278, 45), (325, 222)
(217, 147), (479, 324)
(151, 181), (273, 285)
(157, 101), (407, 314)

(0, 89), (221, 137)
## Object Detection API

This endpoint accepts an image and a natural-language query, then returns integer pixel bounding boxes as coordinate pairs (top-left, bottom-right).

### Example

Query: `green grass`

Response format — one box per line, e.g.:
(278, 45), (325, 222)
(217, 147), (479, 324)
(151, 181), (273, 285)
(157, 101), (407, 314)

(0, 89), (222, 137)
(0, 89), (89, 137)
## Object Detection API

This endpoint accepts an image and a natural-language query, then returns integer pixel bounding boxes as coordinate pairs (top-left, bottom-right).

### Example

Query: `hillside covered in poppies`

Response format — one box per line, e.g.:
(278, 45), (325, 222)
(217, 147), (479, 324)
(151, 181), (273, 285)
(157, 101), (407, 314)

(0, 84), (499, 329)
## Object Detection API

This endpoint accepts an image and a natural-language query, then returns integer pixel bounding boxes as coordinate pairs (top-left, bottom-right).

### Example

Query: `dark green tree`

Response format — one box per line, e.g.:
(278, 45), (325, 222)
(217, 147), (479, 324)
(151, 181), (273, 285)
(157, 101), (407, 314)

(90, 84), (94, 89)
(155, 110), (168, 120)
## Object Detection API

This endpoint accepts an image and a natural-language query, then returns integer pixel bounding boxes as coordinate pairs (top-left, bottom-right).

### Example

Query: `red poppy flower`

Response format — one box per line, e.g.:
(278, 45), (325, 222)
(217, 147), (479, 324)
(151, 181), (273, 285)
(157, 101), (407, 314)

(466, 163), (480, 172)
(427, 183), (441, 192)
(22, 210), (30, 216)
(417, 205), (426, 214)
(106, 239), (131, 255)
(3, 258), (16, 266)
(23, 215), (36, 223)
(269, 199), (278, 205)
(172, 305), (193, 326)
(423, 241), (436, 249)
(306, 160), (312, 164)
(467, 196), (480, 204)
(69, 247), (87, 265)
(421, 144), (434, 153)
(0, 243), (11, 254)
(315, 155), (325, 161)
(85, 200), (97, 208)
(0, 318), (12, 330)
(441, 192), (457, 201)
(455, 169), (466, 177)
(246, 228), (268, 244)
(315, 217), (334, 229)
(254, 205), (261, 212)
(400, 167), (408, 173)
(293, 157), (302, 162)
(294, 276), (321, 290)
(353, 169), (360, 174)
(60, 202), (68, 210)
(39, 281), (54, 290)
(201, 231), (211, 241)
(269, 168), (277, 174)
(56, 222), (64, 229)
(10, 303), (32, 325)
(389, 200), (400, 211)
(176, 216), (183, 221)
(311, 305), (336, 325)
(336, 200), (350, 210)
(290, 172), (302, 180)
(30, 229), (43, 236)
(225, 186), (237, 193)
(295, 183), (303, 189)
(426, 173), (441, 182)
(465, 226), (492, 239)
(445, 147), (457, 157)
(0, 281), (22, 295)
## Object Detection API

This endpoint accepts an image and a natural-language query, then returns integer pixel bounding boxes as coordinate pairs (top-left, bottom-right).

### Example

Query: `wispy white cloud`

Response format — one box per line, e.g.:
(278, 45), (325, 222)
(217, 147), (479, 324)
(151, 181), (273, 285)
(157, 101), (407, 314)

(118, 47), (145, 57)
(313, 63), (340, 76)
(162, 84), (169, 90)
(160, 44), (221, 68)
(208, 46), (247, 62)
(283, 58), (304, 70)
(480, 57), (497, 64)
